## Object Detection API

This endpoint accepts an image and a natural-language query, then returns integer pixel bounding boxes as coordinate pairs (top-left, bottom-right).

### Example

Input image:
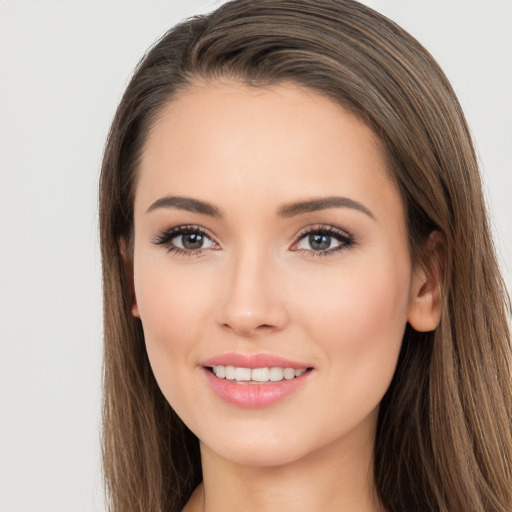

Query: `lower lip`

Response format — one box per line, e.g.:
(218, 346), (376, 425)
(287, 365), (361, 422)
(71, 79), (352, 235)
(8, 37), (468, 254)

(203, 368), (312, 408)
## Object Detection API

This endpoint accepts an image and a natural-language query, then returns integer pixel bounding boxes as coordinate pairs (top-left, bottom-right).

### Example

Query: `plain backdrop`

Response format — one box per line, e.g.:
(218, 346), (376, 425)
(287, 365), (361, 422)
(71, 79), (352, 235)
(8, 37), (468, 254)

(0, 1), (510, 511)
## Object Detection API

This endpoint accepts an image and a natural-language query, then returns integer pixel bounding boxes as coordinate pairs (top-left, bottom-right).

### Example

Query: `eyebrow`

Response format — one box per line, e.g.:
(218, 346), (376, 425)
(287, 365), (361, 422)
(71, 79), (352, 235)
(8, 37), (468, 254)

(278, 196), (375, 219)
(146, 194), (374, 220)
(146, 196), (221, 216)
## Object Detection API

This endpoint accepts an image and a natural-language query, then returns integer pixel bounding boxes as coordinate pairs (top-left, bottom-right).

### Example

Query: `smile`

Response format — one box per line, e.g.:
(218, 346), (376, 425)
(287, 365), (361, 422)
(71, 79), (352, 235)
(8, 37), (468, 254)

(203, 364), (313, 408)
(211, 365), (307, 383)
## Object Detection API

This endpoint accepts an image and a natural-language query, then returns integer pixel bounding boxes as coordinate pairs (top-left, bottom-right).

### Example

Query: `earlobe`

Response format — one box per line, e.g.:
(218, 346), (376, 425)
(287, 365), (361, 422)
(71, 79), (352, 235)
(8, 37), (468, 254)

(120, 237), (140, 319)
(407, 232), (444, 332)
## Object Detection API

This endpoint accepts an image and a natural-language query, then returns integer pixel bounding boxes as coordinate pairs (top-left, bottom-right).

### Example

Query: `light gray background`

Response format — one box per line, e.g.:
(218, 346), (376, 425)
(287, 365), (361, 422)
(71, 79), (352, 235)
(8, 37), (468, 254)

(0, 1), (510, 511)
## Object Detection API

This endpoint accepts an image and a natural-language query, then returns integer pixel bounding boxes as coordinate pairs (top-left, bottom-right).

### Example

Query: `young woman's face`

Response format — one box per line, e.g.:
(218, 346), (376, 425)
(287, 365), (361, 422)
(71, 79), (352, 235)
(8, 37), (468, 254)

(132, 81), (418, 467)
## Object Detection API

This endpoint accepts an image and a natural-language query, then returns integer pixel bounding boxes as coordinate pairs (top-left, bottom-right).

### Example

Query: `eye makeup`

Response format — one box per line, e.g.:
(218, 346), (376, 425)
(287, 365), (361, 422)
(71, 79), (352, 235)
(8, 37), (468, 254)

(290, 224), (356, 257)
(153, 224), (219, 256)
(153, 222), (355, 258)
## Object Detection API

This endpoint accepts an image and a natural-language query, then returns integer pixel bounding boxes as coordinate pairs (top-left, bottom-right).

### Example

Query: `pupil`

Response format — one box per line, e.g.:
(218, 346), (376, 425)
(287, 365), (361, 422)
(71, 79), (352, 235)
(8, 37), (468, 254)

(309, 233), (330, 250)
(182, 233), (203, 249)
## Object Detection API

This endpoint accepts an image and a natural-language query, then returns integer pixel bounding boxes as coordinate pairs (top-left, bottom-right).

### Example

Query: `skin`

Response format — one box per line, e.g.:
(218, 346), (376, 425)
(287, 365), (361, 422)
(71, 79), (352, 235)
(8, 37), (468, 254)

(130, 80), (441, 512)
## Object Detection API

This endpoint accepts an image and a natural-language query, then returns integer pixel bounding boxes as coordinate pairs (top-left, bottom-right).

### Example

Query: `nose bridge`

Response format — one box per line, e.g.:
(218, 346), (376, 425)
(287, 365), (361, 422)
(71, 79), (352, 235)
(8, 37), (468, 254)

(218, 241), (286, 335)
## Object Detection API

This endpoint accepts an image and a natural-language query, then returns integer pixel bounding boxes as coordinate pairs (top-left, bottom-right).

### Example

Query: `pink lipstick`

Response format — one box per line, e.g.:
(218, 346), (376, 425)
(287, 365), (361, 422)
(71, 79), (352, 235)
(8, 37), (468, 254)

(201, 353), (314, 408)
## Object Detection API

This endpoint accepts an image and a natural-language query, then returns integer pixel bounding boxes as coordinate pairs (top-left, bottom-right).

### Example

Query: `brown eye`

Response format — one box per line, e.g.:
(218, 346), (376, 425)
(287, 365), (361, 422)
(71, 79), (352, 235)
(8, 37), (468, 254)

(177, 232), (206, 250)
(296, 232), (343, 252)
(154, 226), (218, 254)
(170, 231), (215, 251)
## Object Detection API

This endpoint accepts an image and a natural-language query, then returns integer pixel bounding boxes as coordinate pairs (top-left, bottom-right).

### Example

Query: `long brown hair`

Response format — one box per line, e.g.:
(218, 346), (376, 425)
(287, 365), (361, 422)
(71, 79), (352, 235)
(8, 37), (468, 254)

(99, 1), (512, 510)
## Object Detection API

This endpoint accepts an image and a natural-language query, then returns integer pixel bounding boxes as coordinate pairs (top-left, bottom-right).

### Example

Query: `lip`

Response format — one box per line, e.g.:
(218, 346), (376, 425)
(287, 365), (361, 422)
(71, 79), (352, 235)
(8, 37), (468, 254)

(201, 353), (312, 370)
(200, 353), (314, 408)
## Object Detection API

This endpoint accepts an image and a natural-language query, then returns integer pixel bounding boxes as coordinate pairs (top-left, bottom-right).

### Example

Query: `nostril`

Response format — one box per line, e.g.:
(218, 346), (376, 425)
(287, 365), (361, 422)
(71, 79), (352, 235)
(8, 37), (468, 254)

(221, 322), (277, 334)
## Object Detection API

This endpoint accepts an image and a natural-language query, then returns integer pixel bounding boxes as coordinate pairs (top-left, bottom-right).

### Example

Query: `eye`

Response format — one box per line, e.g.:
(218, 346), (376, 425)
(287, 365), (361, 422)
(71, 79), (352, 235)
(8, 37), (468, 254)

(172, 231), (215, 250)
(291, 225), (354, 256)
(153, 225), (218, 255)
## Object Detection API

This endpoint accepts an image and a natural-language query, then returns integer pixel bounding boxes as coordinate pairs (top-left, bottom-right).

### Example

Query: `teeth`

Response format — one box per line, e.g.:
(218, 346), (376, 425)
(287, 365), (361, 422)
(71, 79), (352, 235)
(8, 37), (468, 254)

(214, 365), (226, 378)
(283, 368), (295, 380)
(251, 367), (270, 382)
(269, 367), (284, 381)
(234, 367), (251, 381)
(225, 365), (235, 380)
(212, 365), (308, 382)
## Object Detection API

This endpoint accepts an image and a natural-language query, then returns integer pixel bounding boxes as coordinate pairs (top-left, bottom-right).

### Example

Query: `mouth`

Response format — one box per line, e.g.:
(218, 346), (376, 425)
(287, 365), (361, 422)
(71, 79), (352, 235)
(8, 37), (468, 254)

(206, 365), (312, 384)
(201, 355), (314, 408)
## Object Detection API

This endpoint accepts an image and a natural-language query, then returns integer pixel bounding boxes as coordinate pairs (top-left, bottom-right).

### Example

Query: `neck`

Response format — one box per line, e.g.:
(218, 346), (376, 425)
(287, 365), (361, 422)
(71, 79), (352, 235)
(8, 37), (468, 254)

(187, 421), (384, 512)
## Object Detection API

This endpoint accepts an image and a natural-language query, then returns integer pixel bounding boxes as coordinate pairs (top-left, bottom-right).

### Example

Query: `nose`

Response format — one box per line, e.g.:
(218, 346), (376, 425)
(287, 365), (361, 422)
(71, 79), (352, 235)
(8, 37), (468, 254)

(216, 246), (288, 337)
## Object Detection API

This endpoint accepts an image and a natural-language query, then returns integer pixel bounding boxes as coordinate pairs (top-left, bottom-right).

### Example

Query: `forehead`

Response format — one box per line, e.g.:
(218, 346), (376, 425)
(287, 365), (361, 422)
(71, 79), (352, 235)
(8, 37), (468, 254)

(136, 80), (402, 222)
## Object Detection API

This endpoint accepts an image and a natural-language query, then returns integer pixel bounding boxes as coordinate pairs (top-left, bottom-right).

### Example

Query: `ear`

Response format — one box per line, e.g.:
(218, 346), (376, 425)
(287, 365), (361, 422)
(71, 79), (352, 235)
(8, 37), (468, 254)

(119, 237), (140, 319)
(407, 231), (444, 332)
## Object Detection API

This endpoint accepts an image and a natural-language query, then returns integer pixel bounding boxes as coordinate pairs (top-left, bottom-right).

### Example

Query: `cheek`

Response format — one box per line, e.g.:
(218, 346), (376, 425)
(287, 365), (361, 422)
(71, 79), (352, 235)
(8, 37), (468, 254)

(293, 256), (410, 399)
(132, 253), (215, 397)
(135, 250), (214, 335)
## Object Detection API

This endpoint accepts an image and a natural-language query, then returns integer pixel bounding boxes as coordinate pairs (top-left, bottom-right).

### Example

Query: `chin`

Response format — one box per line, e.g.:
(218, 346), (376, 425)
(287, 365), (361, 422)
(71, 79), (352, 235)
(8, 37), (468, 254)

(201, 424), (334, 469)
(217, 445), (307, 468)
(198, 426), (309, 467)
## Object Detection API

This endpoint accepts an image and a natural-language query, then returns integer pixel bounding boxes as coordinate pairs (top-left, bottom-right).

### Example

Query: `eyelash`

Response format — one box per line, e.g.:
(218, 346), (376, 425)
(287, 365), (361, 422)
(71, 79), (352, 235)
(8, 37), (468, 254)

(153, 224), (355, 257)
(153, 225), (217, 256)
(291, 225), (355, 257)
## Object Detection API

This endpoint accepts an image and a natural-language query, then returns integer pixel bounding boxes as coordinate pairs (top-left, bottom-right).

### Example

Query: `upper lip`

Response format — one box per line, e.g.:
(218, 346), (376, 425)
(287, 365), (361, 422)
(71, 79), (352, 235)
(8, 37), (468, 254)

(201, 353), (313, 370)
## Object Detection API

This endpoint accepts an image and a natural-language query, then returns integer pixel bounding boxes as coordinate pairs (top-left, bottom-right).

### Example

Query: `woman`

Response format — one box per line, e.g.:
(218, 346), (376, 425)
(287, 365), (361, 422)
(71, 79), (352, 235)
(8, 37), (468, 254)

(99, 1), (512, 510)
